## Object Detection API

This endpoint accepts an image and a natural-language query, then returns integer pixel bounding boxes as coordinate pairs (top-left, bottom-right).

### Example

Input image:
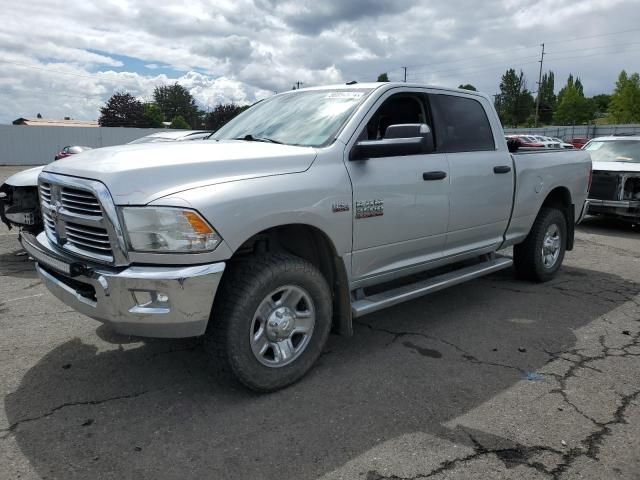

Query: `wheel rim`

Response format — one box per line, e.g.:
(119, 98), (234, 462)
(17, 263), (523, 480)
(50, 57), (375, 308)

(249, 285), (316, 368)
(541, 223), (561, 269)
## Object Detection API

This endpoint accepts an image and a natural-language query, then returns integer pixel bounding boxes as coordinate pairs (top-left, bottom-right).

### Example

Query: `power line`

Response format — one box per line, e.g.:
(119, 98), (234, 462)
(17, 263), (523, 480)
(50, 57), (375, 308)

(392, 26), (640, 76)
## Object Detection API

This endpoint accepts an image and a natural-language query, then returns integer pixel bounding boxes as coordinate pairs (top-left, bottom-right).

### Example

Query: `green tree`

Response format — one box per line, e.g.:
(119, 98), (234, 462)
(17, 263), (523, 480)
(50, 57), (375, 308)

(553, 76), (593, 124)
(153, 83), (200, 128)
(557, 74), (584, 106)
(377, 72), (389, 82)
(495, 69), (534, 127)
(169, 115), (190, 129)
(537, 71), (556, 124)
(589, 94), (611, 119)
(204, 104), (249, 131)
(458, 84), (477, 91)
(142, 103), (164, 128)
(98, 92), (146, 127)
(608, 71), (640, 123)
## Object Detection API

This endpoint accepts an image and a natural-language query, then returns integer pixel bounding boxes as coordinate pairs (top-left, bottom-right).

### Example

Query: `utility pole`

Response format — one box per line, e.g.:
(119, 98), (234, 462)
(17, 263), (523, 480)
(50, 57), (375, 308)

(402, 67), (407, 82)
(534, 43), (545, 128)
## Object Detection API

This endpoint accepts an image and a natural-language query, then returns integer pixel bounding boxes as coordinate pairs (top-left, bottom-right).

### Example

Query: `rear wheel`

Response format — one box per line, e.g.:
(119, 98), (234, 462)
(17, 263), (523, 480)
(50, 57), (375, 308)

(206, 253), (332, 392)
(514, 207), (567, 282)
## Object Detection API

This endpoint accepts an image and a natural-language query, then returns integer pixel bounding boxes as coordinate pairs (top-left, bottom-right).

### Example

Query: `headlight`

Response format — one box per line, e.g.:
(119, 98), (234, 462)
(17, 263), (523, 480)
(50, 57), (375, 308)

(121, 207), (221, 253)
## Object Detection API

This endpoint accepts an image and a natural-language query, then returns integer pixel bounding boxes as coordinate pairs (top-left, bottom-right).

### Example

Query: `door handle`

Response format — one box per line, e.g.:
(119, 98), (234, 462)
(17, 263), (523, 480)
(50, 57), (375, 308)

(423, 171), (447, 181)
(493, 165), (512, 174)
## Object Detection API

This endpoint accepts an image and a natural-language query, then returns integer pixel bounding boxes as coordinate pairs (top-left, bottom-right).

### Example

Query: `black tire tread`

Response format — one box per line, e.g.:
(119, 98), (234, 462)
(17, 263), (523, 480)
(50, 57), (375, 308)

(205, 253), (332, 392)
(514, 207), (567, 282)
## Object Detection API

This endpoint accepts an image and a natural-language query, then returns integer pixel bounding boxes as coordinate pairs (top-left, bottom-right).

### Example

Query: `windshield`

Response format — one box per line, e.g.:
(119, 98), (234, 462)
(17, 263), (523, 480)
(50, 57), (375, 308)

(212, 89), (371, 147)
(585, 140), (640, 163)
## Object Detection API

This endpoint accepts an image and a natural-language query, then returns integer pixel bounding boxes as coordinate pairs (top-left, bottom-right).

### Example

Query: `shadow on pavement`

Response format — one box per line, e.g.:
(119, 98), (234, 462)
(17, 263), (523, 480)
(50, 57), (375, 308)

(0, 246), (38, 279)
(4, 265), (639, 480)
(579, 216), (639, 239)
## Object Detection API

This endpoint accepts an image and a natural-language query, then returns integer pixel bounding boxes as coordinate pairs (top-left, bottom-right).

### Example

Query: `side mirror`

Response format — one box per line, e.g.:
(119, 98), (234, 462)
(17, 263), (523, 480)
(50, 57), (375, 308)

(350, 123), (434, 160)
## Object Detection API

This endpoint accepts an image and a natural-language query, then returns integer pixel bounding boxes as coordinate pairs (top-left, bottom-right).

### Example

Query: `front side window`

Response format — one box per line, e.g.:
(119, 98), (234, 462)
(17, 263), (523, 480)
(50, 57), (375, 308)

(358, 93), (429, 141)
(585, 140), (640, 163)
(429, 94), (495, 152)
(212, 89), (371, 147)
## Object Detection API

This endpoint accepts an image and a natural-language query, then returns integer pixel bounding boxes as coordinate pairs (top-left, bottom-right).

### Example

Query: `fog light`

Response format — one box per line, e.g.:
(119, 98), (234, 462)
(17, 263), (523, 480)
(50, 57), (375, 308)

(156, 293), (169, 303)
(132, 290), (153, 307)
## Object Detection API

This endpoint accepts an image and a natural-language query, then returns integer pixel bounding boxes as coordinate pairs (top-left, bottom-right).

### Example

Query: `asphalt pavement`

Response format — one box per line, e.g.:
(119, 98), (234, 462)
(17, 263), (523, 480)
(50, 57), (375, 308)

(0, 166), (639, 479)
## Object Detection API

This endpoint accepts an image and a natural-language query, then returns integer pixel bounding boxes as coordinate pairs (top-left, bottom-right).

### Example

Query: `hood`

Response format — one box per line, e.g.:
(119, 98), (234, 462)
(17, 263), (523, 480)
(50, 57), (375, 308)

(592, 161), (640, 173)
(43, 140), (317, 205)
(5, 166), (45, 187)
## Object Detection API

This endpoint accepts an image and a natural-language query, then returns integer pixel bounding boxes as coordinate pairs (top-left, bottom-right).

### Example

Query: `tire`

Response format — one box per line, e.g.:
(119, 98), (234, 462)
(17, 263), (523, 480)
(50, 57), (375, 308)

(514, 207), (567, 282)
(205, 253), (332, 392)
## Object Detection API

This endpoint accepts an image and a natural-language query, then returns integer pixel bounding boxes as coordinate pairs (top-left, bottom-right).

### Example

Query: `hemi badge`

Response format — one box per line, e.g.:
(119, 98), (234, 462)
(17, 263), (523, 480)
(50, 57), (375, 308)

(332, 202), (350, 213)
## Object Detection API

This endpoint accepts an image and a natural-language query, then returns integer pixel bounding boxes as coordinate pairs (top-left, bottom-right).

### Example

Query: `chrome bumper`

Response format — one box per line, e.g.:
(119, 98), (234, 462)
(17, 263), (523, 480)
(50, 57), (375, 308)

(577, 199), (590, 224)
(587, 198), (640, 208)
(22, 232), (225, 338)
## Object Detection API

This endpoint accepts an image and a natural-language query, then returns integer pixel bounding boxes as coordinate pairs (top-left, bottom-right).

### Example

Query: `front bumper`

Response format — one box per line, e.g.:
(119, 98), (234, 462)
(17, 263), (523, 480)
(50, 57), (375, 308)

(587, 198), (640, 221)
(21, 232), (225, 338)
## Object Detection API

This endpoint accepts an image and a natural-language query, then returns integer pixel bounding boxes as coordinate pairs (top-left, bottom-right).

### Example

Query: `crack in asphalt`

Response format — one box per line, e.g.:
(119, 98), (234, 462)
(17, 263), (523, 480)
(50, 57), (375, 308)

(353, 319), (525, 374)
(0, 390), (150, 439)
(361, 304), (640, 479)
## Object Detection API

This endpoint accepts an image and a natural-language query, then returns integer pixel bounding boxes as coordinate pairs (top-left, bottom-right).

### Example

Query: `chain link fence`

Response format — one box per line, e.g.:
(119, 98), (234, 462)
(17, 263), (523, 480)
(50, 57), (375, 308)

(503, 124), (640, 140)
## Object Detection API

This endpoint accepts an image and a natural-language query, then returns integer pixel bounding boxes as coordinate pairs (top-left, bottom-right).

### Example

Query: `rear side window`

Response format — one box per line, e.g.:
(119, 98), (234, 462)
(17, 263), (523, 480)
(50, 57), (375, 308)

(429, 94), (495, 152)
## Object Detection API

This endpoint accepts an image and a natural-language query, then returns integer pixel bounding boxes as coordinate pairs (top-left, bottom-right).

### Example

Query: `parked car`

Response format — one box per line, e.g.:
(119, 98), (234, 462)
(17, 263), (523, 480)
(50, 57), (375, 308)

(0, 131), (212, 233)
(549, 137), (574, 149)
(585, 135), (640, 223)
(531, 136), (562, 149)
(569, 137), (589, 149)
(127, 130), (212, 144)
(54, 145), (92, 161)
(0, 167), (43, 233)
(20, 83), (591, 391)
(507, 135), (545, 149)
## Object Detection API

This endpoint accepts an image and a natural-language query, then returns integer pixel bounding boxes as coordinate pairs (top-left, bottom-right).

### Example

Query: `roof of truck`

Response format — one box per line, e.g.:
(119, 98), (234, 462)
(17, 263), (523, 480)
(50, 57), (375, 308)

(294, 82), (491, 99)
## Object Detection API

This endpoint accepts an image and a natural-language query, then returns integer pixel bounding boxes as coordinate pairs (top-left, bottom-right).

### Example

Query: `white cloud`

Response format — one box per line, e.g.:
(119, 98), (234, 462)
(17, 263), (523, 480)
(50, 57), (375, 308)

(1, 0), (640, 123)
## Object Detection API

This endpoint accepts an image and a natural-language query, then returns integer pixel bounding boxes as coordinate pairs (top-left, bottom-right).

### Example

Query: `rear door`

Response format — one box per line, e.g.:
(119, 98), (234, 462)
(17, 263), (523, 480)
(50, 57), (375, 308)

(345, 89), (450, 284)
(429, 93), (514, 256)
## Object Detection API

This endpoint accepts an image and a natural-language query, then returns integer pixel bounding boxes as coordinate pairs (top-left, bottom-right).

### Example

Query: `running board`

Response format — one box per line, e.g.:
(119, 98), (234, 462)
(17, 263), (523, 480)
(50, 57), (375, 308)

(351, 256), (513, 318)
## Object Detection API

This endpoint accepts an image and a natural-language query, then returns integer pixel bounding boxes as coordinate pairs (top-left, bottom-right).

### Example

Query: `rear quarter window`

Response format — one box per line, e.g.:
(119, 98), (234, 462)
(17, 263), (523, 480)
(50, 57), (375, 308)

(429, 94), (495, 153)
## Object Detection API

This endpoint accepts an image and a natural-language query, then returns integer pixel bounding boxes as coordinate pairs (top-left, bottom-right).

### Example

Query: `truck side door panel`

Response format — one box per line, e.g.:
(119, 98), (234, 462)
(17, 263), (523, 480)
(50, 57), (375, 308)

(429, 93), (514, 256)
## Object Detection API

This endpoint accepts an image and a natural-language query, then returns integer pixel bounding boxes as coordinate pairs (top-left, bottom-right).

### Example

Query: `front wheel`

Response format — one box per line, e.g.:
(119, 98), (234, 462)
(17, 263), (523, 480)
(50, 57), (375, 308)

(206, 253), (332, 392)
(514, 207), (567, 282)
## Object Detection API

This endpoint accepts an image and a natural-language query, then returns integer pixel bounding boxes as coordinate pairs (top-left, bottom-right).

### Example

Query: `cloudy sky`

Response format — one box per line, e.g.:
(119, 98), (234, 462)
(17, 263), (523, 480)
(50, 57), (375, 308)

(2, 0), (640, 123)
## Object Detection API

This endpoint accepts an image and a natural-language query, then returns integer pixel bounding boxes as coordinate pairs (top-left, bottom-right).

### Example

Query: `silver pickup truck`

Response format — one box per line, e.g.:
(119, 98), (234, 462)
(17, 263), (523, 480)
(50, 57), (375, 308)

(21, 83), (591, 391)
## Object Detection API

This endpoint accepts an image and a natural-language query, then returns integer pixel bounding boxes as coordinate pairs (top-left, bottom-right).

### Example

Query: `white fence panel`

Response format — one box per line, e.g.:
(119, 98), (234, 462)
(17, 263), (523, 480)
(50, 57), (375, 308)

(0, 126), (167, 165)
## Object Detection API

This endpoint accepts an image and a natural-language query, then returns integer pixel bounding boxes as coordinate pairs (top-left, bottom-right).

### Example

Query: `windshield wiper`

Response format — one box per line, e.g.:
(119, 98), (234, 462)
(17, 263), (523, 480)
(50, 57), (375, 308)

(233, 134), (283, 144)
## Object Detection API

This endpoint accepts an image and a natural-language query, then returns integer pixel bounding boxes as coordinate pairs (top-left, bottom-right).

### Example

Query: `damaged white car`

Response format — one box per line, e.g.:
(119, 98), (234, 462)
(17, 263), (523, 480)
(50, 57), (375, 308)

(586, 135), (640, 223)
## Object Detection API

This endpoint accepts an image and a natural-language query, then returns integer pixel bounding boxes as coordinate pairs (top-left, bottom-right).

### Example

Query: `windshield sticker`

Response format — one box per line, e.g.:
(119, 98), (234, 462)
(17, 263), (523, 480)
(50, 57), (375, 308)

(325, 92), (365, 99)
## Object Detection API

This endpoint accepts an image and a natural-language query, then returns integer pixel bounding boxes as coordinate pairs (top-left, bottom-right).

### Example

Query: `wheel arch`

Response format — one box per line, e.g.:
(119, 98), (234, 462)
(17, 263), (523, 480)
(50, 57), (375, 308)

(540, 186), (575, 250)
(223, 223), (352, 336)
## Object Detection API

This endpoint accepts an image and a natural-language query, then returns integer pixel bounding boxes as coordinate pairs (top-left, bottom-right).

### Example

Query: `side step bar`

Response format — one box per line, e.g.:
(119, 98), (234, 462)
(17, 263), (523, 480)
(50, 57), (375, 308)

(351, 256), (513, 318)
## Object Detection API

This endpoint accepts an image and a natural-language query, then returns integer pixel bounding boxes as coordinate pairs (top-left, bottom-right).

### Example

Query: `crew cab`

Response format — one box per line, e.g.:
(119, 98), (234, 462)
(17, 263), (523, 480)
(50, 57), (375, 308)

(585, 135), (640, 223)
(21, 83), (591, 392)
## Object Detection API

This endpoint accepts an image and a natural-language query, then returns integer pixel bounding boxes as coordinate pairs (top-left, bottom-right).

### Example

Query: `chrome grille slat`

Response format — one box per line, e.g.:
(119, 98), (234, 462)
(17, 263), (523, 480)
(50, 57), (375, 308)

(40, 183), (52, 204)
(64, 224), (110, 238)
(60, 189), (96, 200)
(60, 187), (102, 217)
(64, 236), (113, 251)
(66, 230), (111, 246)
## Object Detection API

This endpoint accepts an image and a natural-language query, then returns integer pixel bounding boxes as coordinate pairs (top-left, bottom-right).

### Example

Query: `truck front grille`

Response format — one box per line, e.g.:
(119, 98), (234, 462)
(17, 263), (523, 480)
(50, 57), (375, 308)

(589, 171), (620, 201)
(39, 178), (118, 264)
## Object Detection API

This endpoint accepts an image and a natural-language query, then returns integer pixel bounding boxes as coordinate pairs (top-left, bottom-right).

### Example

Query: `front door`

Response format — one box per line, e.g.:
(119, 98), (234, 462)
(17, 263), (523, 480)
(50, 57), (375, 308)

(345, 90), (450, 284)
